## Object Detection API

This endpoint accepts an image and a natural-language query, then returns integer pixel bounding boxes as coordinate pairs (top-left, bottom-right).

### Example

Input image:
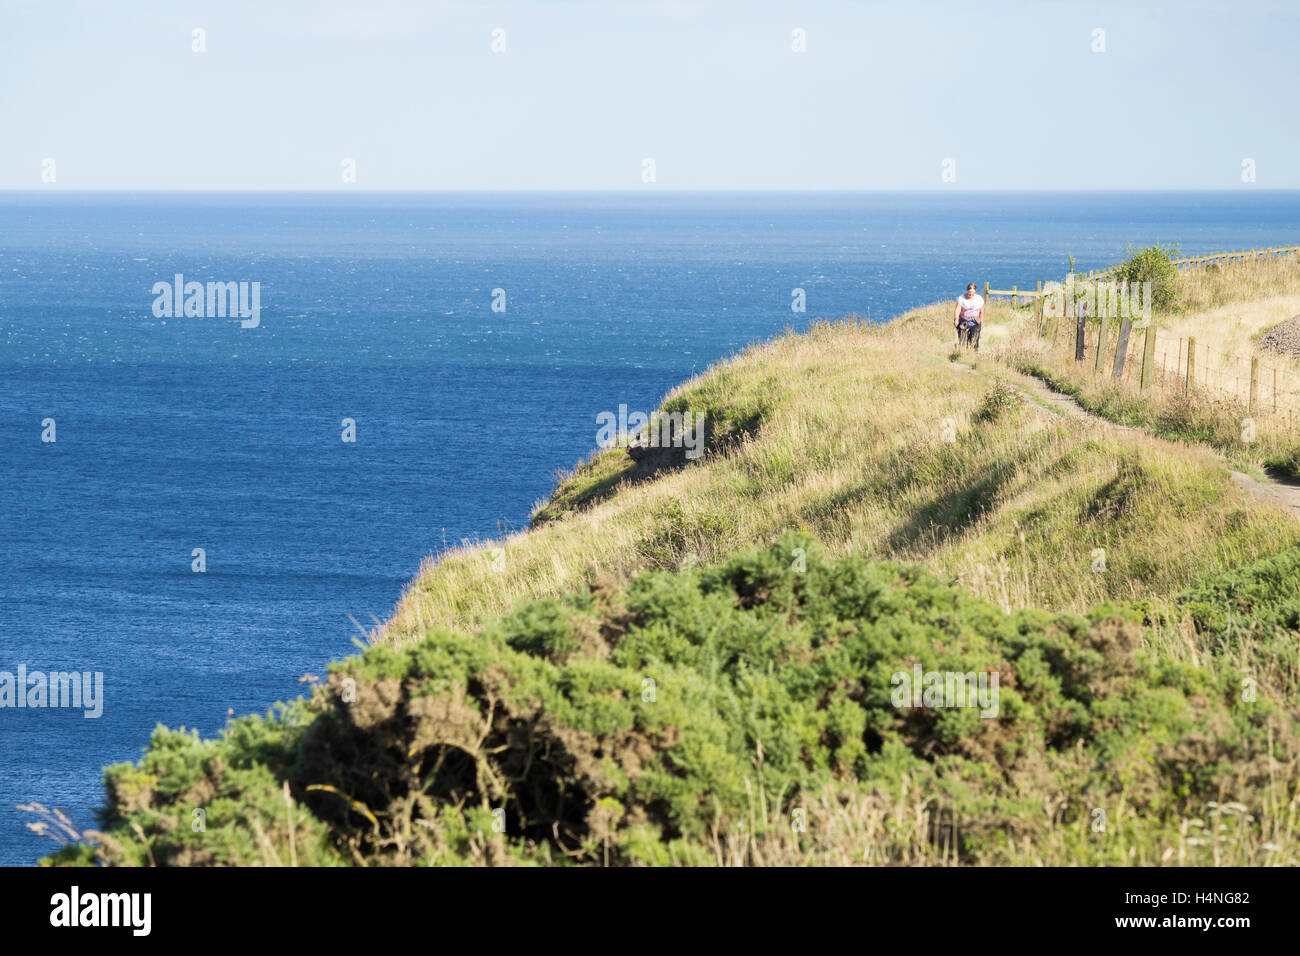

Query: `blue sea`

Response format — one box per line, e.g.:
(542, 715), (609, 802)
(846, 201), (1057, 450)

(2, 190), (1297, 865)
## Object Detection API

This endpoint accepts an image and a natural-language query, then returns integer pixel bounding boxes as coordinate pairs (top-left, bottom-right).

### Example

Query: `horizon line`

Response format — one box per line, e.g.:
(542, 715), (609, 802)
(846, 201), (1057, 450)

(0, 186), (1291, 195)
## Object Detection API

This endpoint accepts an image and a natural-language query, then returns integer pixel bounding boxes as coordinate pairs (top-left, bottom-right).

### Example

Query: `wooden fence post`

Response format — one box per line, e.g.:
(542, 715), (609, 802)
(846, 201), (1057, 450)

(1094, 316), (1107, 373)
(1140, 324), (1156, 391)
(1249, 356), (1259, 413)
(1112, 317), (1133, 379)
(1075, 301), (1087, 362)
(1186, 335), (1196, 396)
(1035, 293), (1046, 336)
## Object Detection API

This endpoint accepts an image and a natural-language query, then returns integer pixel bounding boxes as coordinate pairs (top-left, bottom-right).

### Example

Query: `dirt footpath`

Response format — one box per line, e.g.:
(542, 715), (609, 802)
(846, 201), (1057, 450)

(950, 355), (1300, 521)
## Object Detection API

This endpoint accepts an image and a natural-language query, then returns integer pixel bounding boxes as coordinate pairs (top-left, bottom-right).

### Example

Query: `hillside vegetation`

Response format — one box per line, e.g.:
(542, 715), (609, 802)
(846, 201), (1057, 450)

(383, 282), (1298, 637)
(47, 535), (1300, 867)
(41, 254), (1300, 866)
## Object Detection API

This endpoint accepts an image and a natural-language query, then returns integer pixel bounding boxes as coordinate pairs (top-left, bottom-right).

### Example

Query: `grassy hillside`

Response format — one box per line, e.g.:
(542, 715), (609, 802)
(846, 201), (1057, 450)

(40, 255), (1300, 867)
(382, 295), (1298, 640)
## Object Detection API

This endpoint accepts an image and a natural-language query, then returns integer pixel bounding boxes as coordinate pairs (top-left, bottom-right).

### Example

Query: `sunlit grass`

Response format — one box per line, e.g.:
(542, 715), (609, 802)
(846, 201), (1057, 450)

(379, 300), (1300, 644)
(984, 255), (1300, 478)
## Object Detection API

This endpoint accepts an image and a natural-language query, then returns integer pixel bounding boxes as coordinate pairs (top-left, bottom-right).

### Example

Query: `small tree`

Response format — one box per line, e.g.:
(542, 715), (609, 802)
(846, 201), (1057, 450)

(1113, 244), (1180, 312)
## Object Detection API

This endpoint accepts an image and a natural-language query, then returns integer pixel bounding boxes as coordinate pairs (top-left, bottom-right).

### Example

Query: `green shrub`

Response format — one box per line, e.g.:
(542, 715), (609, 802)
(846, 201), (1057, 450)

(1113, 244), (1181, 313)
(50, 534), (1300, 867)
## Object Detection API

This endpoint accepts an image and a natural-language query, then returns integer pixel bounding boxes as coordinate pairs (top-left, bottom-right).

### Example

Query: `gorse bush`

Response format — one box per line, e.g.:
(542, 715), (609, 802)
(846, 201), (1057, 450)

(1114, 244), (1181, 313)
(1175, 544), (1300, 640)
(48, 534), (1300, 867)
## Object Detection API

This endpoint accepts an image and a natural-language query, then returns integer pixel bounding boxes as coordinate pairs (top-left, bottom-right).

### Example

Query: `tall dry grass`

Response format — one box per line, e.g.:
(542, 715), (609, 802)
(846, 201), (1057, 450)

(377, 304), (1300, 645)
(1177, 252), (1300, 316)
(984, 254), (1300, 475)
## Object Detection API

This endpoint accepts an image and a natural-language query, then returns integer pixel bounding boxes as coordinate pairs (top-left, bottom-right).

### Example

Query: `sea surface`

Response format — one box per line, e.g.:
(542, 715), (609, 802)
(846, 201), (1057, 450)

(2, 190), (1297, 865)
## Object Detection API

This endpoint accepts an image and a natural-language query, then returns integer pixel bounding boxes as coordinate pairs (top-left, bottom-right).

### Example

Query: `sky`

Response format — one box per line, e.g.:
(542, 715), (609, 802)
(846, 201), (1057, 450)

(0, 0), (1294, 190)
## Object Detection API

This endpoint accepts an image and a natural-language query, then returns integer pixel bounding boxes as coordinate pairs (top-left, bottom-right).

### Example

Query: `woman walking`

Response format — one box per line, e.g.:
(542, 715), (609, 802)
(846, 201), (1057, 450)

(955, 283), (984, 350)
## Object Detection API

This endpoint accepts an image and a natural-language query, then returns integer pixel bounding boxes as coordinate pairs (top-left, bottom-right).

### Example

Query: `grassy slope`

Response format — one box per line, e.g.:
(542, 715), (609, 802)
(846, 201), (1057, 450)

(43, 264), (1300, 867)
(382, 306), (1298, 641)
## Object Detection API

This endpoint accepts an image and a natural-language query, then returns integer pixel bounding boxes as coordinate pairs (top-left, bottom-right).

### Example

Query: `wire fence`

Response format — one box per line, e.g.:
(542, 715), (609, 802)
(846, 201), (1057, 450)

(978, 244), (1300, 427)
(985, 245), (1300, 300)
(1084, 244), (1300, 281)
(1041, 312), (1300, 428)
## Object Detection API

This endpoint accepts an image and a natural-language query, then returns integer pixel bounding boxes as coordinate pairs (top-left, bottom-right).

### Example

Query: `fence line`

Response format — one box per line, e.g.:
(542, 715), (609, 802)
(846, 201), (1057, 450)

(976, 243), (1300, 426)
(1085, 244), (1300, 281)
(1041, 308), (1300, 427)
(983, 244), (1300, 302)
